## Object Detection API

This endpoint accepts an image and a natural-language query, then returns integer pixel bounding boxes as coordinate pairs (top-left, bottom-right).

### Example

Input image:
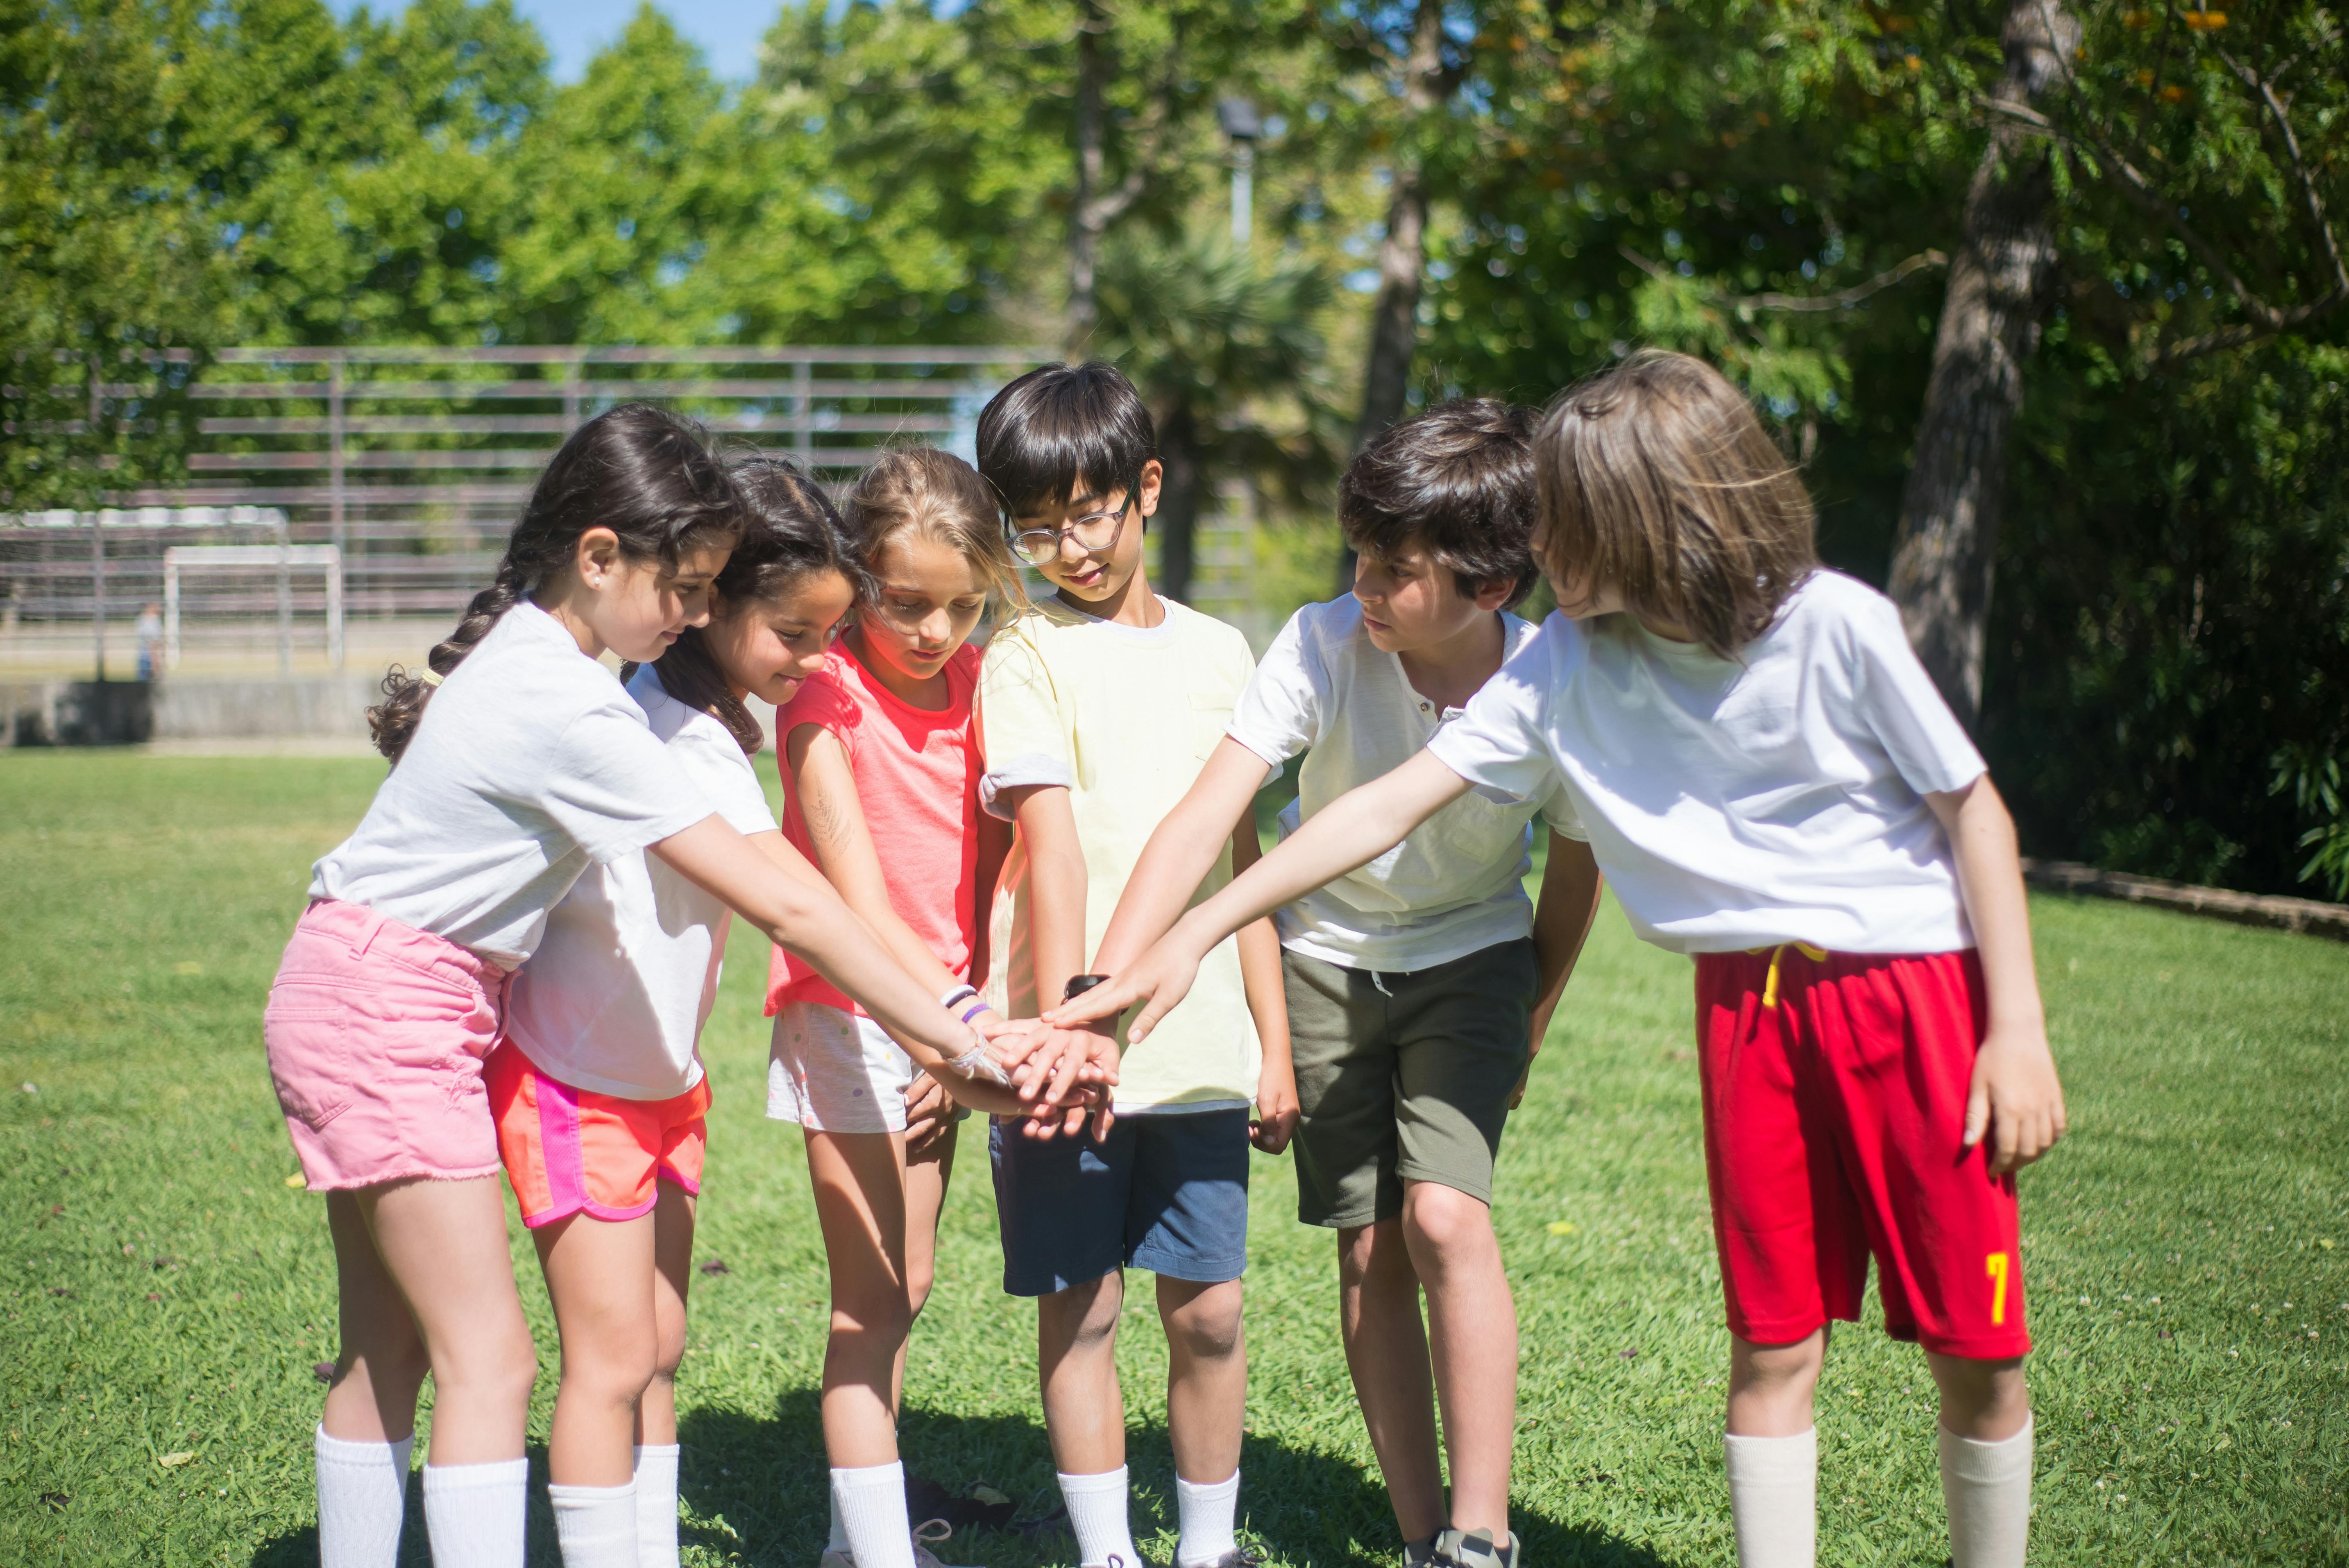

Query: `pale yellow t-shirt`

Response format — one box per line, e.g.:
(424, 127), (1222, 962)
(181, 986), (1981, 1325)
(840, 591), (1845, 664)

(977, 595), (1261, 1110)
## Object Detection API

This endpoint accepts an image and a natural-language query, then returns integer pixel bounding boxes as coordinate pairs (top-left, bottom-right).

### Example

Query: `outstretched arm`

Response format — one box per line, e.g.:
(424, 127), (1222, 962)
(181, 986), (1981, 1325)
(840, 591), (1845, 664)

(1091, 738), (1274, 975)
(653, 815), (1059, 1118)
(1052, 748), (1474, 1043)
(1926, 775), (2066, 1174)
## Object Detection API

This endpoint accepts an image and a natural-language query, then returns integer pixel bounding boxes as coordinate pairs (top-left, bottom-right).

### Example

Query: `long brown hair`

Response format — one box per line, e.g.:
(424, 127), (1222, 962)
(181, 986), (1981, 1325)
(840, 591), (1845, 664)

(843, 447), (1028, 610)
(367, 404), (739, 761)
(1534, 350), (1816, 658)
(627, 456), (866, 755)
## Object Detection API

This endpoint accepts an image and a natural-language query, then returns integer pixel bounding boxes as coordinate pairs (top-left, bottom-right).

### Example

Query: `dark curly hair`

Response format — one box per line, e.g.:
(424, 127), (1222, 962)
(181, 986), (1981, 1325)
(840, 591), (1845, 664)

(366, 404), (741, 762)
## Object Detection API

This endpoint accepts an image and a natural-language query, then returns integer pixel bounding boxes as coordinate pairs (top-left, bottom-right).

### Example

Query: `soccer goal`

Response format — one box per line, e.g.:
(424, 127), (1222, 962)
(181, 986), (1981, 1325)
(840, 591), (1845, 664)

(161, 544), (345, 671)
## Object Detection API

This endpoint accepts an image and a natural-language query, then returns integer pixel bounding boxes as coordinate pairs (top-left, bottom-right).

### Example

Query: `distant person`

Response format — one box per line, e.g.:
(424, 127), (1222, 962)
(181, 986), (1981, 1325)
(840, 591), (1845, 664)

(491, 456), (861, 1568)
(263, 406), (1089, 1568)
(1059, 350), (2067, 1568)
(763, 449), (1027, 1568)
(975, 363), (1294, 1568)
(1082, 401), (1604, 1568)
(135, 601), (163, 681)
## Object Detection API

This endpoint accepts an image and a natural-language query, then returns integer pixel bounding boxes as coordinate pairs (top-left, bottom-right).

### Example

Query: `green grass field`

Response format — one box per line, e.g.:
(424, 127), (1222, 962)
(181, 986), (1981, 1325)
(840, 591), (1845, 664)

(2, 750), (2345, 1567)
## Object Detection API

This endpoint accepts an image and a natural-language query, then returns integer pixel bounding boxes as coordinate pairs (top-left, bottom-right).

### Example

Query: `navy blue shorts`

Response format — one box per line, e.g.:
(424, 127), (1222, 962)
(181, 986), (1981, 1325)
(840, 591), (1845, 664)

(989, 1109), (1251, 1296)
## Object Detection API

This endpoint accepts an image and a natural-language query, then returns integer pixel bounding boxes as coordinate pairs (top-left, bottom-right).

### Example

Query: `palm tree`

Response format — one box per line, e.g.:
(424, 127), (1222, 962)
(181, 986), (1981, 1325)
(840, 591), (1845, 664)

(1089, 230), (1340, 605)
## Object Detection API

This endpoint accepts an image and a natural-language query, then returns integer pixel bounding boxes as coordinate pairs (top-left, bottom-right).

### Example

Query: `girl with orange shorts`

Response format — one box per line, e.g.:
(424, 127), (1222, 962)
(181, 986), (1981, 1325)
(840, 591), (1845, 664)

(491, 458), (865, 1567)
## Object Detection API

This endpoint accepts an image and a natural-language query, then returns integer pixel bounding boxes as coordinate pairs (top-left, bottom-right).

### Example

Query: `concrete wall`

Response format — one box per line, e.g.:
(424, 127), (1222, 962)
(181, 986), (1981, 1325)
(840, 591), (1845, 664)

(6, 675), (380, 745)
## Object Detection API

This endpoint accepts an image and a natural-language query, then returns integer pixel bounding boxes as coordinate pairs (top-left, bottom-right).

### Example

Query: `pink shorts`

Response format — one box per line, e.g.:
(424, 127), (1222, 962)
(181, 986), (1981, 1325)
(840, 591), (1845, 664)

(264, 900), (507, 1191)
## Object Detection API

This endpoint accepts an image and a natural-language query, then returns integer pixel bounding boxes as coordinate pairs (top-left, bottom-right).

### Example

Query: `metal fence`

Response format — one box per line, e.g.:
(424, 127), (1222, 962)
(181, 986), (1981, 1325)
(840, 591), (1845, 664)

(1, 344), (1271, 676)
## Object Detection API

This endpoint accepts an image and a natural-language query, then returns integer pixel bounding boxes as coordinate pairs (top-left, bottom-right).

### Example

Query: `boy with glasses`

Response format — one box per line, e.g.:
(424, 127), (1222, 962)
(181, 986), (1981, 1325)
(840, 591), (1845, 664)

(975, 363), (1294, 1568)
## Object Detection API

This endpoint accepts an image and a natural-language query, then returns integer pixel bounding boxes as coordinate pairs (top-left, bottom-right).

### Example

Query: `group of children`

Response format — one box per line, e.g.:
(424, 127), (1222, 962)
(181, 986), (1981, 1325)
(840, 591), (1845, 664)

(265, 352), (2066, 1568)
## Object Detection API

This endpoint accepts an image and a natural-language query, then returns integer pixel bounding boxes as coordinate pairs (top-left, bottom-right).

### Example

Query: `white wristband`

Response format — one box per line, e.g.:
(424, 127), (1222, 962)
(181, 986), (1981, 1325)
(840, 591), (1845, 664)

(939, 983), (980, 1011)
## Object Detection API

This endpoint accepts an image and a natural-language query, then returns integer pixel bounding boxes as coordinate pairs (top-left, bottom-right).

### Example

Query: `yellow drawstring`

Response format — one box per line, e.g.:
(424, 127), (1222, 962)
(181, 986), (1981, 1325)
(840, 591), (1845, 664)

(1750, 942), (1829, 1008)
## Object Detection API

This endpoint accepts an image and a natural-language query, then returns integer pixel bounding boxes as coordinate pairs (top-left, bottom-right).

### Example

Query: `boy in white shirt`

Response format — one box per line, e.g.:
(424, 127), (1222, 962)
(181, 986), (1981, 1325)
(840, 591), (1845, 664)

(1086, 402), (1603, 1568)
(974, 363), (1294, 1568)
(1058, 351), (2067, 1568)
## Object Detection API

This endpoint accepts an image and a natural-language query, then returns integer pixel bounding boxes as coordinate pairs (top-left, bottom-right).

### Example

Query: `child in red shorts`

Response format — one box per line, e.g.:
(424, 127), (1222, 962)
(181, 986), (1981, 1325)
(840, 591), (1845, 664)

(1057, 351), (2068, 1568)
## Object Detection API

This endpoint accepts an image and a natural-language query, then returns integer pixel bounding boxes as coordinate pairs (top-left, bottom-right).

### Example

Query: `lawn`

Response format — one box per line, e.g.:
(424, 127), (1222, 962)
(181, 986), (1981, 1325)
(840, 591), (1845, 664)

(2, 749), (2344, 1567)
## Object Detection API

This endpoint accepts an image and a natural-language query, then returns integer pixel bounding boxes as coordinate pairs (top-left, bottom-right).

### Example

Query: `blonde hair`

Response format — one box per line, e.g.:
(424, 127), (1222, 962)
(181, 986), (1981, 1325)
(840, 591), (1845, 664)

(1535, 349), (1816, 658)
(842, 446), (1029, 610)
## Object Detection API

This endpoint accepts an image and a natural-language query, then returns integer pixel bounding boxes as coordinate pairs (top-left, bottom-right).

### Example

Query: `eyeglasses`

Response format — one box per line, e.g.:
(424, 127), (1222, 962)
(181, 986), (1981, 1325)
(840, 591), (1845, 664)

(1011, 499), (1130, 566)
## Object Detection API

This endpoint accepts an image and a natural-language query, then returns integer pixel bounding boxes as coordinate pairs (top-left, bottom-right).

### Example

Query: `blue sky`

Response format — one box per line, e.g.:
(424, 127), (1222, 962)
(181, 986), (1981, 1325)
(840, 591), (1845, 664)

(326, 0), (781, 82)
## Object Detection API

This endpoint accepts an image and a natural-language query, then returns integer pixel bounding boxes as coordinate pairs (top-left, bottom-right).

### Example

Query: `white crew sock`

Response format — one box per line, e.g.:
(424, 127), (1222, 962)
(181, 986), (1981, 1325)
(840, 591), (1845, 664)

(315, 1427), (411, 1568)
(1058, 1467), (1139, 1568)
(1940, 1417), (2033, 1568)
(1722, 1428), (1816, 1568)
(826, 1490), (851, 1554)
(635, 1444), (682, 1568)
(422, 1458), (529, 1568)
(1174, 1469), (1240, 1567)
(832, 1462), (916, 1568)
(549, 1480), (637, 1568)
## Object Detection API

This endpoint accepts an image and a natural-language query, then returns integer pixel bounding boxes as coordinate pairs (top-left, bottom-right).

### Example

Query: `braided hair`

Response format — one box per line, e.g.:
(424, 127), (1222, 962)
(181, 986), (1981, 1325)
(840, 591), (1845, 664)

(367, 404), (740, 762)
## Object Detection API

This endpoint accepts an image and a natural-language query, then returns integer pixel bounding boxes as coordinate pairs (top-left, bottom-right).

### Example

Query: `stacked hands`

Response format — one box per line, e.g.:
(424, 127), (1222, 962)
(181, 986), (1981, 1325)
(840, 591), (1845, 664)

(907, 1011), (1124, 1146)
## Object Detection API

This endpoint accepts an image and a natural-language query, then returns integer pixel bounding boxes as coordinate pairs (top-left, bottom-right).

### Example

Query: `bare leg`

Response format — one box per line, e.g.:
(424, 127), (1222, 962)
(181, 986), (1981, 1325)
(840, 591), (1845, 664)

(1038, 1272), (1125, 1474)
(893, 1120), (958, 1411)
(1158, 1276), (1245, 1484)
(355, 1176), (537, 1464)
(1337, 1218), (1444, 1542)
(804, 1128), (915, 1469)
(1925, 1353), (2029, 1441)
(319, 1190), (432, 1443)
(1727, 1329), (1828, 1436)
(638, 1185), (696, 1448)
(1401, 1181), (1517, 1539)
(535, 1208), (660, 1487)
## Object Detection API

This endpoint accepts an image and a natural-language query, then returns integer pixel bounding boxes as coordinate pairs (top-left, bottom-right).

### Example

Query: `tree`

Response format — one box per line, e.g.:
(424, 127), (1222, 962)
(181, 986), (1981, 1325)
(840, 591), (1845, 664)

(1090, 229), (1338, 601)
(1890, 0), (2349, 724)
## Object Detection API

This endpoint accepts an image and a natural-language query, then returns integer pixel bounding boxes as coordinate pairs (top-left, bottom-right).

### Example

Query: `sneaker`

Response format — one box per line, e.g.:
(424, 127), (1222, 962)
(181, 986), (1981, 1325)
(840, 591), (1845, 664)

(820, 1552), (853, 1568)
(1177, 1550), (1265, 1568)
(1431, 1528), (1519, 1568)
(1404, 1535), (1440, 1568)
(914, 1517), (980, 1568)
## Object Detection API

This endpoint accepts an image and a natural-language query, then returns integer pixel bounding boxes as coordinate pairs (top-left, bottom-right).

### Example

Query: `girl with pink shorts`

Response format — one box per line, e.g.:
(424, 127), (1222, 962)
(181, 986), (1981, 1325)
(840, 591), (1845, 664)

(268, 411), (1086, 1568)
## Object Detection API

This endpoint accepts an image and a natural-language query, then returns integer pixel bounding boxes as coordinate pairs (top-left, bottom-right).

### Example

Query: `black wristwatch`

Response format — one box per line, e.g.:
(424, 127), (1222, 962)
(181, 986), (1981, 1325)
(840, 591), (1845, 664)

(1062, 974), (1112, 1002)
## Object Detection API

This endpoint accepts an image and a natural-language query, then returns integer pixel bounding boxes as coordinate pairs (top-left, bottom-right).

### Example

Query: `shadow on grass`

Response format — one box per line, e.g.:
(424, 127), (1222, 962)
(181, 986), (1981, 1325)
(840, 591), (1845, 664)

(674, 1389), (1684, 1568)
(244, 1399), (1684, 1568)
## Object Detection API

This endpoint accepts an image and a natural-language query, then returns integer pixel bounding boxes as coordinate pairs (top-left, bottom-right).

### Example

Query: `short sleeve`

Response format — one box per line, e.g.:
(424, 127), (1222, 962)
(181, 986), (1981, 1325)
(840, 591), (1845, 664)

(1425, 630), (1565, 809)
(775, 668), (859, 756)
(540, 701), (714, 862)
(679, 726), (779, 837)
(1848, 595), (1986, 797)
(977, 623), (1074, 819)
(1535, 776), (1587, 842)
(1226, 607), (1324, 768)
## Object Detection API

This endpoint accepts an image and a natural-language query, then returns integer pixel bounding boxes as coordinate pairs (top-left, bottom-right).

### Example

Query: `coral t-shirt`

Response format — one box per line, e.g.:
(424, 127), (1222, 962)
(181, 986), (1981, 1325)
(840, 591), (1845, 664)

(765, 638), (983, 1016)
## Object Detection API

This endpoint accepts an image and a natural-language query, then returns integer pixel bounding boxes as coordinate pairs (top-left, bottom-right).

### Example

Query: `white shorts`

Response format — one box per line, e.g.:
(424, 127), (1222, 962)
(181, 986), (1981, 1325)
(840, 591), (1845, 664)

(766, 1001), (916, 1134)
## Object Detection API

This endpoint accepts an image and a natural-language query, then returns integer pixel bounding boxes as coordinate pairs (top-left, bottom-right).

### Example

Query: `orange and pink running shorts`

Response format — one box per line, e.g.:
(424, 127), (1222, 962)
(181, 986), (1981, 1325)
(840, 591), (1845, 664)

(486, 1045), (709, 1229)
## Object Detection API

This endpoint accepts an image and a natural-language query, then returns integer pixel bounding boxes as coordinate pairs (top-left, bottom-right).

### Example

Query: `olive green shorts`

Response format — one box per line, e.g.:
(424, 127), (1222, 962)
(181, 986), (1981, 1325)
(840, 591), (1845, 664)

(1281, 937), (1537, 1229)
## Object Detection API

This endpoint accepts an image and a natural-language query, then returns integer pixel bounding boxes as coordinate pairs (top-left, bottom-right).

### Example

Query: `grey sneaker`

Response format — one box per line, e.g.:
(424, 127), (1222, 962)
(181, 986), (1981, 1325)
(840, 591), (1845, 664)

(1404, 1535), (1440, 1568)
(1431, 1528), (1519, 1568)
(1178, 1550), (1265, 1568)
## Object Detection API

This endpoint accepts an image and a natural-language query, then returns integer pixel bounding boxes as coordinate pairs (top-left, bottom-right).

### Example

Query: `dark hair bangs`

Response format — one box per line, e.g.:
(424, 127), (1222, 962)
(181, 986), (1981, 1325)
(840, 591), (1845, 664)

(975, 362), (1156, 519)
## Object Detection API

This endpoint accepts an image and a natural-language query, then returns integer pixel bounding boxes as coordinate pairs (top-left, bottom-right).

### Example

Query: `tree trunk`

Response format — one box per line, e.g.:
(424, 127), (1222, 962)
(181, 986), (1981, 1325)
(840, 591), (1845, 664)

(1342, 0), (1449, 589)
(1067, 2), (1108, 351)
(1885, 0), (2077, 727)
(1155, 401), (1202, 604)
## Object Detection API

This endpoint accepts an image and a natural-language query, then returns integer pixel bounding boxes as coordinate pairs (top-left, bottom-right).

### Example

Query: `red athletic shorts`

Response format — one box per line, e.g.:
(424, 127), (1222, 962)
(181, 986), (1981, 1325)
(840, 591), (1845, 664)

(485, 1045), (709, 1230)
(1693, 945), (2029, 1360)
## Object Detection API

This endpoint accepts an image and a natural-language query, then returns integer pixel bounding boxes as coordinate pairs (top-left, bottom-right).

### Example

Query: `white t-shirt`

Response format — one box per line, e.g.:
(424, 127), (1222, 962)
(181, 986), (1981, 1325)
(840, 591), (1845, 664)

(1228, 596), (1573, 972)
(1427, 571), (1987, 955)
(309, 601), (715, 970)
(501, 668), (780, 1099)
